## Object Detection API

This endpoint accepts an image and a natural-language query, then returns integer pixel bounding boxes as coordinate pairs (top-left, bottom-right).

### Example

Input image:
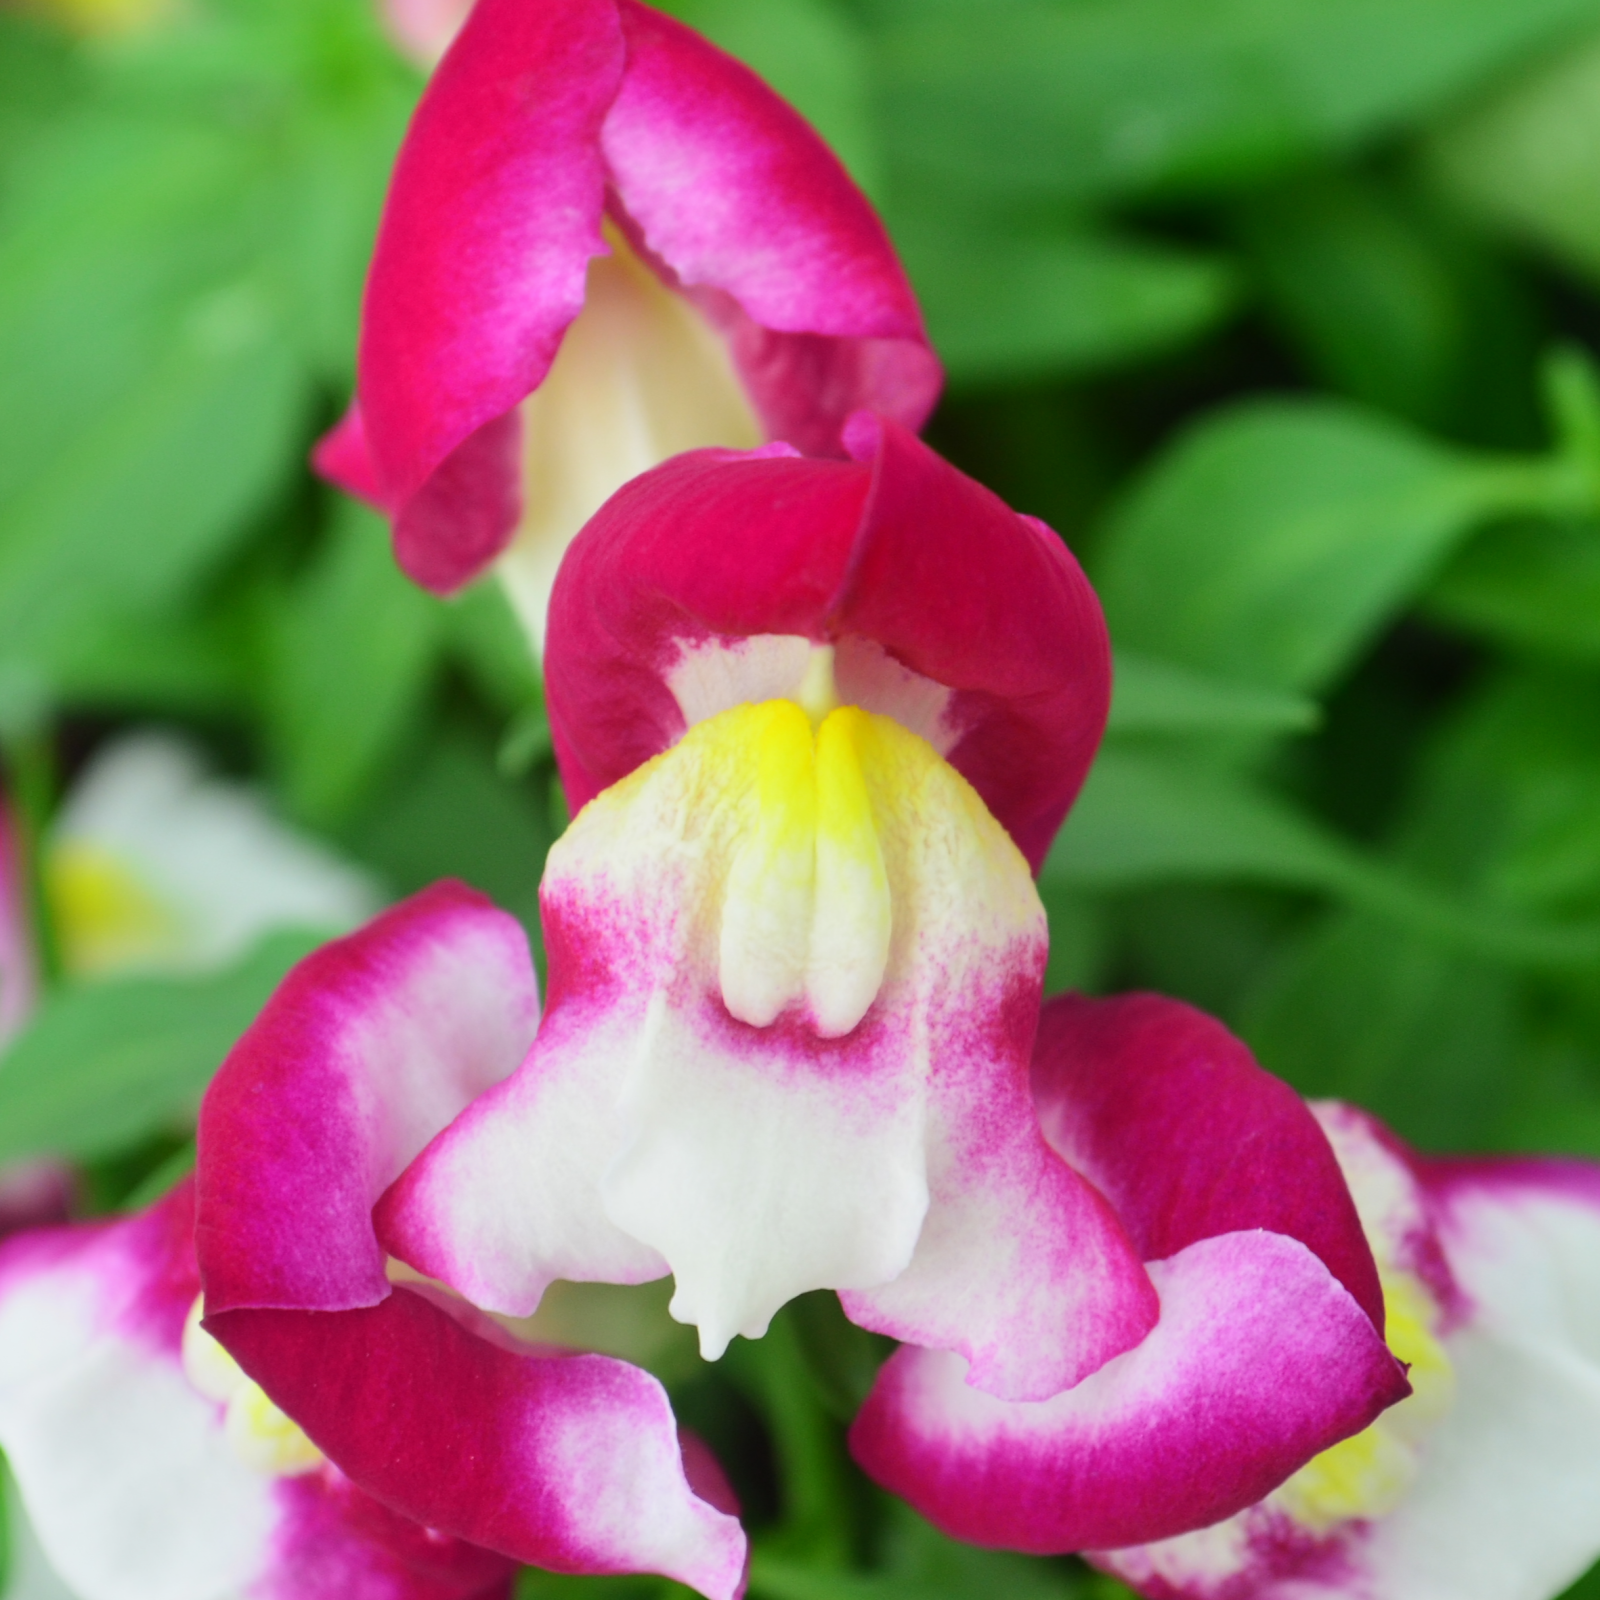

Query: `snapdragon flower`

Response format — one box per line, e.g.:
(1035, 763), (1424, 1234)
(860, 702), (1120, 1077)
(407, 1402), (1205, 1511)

(360, 417), (1407, 1524)
(195, 884), (747, 1600)
(315, 0), (941, 654)
(1092, 1100), (1600, 1600)
(850, 994), (1411, 1552)
(0, 1178), (517, 1600)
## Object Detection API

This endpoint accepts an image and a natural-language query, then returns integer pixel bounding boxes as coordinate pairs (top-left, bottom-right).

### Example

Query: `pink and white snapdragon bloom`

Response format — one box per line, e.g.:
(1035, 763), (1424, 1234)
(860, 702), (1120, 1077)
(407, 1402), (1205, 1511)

(849, 994), (1413, 1552)
(1091, 1100), (1600, 1600)
(0, 1178), (517, 1600)
(194, 884), (747, 1600)
(354, 417), (1405, 1543)
(314, 0), (941, 653)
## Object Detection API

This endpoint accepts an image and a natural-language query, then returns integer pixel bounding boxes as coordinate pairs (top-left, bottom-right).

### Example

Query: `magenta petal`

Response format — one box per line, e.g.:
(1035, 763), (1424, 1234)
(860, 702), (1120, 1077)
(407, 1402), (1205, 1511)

(828, 416), (1109, 872)
(603, 3), (940, 455)
(850, 1230), (1409, 1554)
(358, 0), (622, 512)
(311, 402), (385, 510)
(0, 1184), (516, 1600)
(545, 421), (1109, 871)
(195, 886), (746, 1596)
(1033, 993), (1386, 1332)
(198, 882), (540, 1317)
(210, 1294), (746, 1597)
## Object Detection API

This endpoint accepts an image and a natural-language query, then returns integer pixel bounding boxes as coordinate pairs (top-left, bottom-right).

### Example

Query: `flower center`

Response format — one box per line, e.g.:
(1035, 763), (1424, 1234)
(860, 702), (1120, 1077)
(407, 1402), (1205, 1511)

(180, 1296), (324, 1478)
(1273, 1270), (1456, 1532)
(499, 223), (762, 655)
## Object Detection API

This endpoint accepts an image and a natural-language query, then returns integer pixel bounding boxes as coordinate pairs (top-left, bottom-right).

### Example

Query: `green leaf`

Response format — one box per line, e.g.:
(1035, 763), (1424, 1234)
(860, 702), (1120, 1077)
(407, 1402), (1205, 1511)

(872, 0), (1600, 206)
(1109, 651), (1319, 736)
(349, 729), (556, 946)
(0, 109), (309, 669)
(447, 580), (543, 719)
(1428, 517), (1600, 662)
(1422, 26), (1600, 292)
(651, 0), (881, 197)
(750, 1509), (1093, 1600)
(1232, 170), (1542, 441)
(1240, 908), (1520, 1149)
(1047, 746), (1600, 967)
(1093, 399), (1570, 694)
(1047, 746), (1358, 893)
(264, 498), (444, 827)
(0, 928), (326, 1165)
(893, 212), (1237, 387)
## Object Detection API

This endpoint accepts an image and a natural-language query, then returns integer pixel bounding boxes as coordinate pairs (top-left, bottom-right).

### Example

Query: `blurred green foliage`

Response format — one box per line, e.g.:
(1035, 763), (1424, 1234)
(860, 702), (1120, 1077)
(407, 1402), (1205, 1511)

(4, 0), (1600, 1593)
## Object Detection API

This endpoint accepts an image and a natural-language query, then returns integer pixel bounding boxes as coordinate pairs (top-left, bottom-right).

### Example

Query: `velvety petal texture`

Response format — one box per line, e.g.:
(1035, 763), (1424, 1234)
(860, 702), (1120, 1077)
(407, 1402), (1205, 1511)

(378, 425), (1144, 1395)
(196, 884), (747, 1600)
(0, 1181), (515, 1600)
(1095, 1106), (1600, 1600)
(317, 0), (939, 642)
(850, 997), (1407, 1554)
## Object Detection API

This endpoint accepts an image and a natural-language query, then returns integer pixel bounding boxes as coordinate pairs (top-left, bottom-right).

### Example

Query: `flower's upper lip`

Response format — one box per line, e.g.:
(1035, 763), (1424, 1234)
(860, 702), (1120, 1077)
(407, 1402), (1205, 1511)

(333, 0), (940, 593)
(545, 417), (1112, 875)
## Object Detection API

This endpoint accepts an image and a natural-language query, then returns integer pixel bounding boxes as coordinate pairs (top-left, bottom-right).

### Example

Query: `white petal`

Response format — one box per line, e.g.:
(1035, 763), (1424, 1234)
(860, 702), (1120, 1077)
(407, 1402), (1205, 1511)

(48, 734), (380, 979)
(498, 231), (762, 657)
(1355, 1175), (1600, 1600)
(0, 1247), (277, 1600)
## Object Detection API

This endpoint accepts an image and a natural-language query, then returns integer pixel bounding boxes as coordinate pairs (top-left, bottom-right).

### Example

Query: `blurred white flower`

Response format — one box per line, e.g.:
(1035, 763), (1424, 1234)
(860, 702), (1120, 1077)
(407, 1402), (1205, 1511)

(45, 733), (382, 982)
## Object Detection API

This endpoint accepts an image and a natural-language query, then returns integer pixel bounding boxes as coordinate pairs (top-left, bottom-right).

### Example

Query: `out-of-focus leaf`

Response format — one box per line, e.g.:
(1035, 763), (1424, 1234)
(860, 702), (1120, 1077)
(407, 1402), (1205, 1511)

(265, 498), (443, 827)
(1048, 746), (1358, 892)
(785, 1291), (889, 1421)
(0, 14), (83, 174)
(653, 0), (881, 197)
(118, 1138), (197, 1211)
(1109, 651), (1319, 736)
(351, 730), (554, 941)
(1234, 171), (1542, 443)
(895, 211), (1236, 387)
(1428, 517), (1600, 661)
(1241, 909), (1519, 1148)
(1047, 746), (1600, 967)
(0, 928), (325, 1165)
(447, 581), (542, 719)
(873, 0), (1600, 206)
(0, 110), (308, 666)
(1408, 663), (1600, 913)
(750, 1507), (1093, 1600)
(1093, 399), (1582, 695)
(18, 604), (245, 715)
(517, 1575), (673, 1600)
(1423, 26), (1600, 291)
(0, 287), (303, 659)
